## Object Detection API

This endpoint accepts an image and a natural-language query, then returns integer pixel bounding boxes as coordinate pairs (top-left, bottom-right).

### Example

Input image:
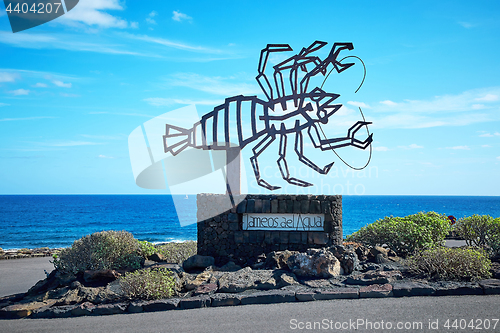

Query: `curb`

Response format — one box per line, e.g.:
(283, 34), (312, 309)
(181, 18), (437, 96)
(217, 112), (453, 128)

(1, 279), (500, 320)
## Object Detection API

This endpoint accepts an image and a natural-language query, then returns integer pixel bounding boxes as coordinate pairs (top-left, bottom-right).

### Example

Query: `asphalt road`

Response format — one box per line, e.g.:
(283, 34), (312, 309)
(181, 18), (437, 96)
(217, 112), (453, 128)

(1, 295), (499, 333)
(0, 257), (54, 297)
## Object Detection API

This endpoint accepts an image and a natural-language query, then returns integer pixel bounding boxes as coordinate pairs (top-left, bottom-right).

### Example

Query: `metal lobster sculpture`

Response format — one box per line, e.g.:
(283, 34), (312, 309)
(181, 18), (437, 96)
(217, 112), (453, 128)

(163, 41), (373, 190)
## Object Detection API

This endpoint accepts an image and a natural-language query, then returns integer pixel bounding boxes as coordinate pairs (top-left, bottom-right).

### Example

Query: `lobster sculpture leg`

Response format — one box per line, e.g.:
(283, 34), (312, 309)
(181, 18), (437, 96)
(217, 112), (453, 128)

(249, 130), (278, 191)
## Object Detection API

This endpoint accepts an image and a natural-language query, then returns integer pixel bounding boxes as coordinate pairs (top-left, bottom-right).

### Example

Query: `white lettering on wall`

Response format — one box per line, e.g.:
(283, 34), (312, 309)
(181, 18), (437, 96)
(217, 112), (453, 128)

(242, 214), (324, 231)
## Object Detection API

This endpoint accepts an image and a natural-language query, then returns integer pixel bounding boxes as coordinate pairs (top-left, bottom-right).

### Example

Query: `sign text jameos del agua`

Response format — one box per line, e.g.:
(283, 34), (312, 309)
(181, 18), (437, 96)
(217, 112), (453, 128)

(243, 213), (325, 231)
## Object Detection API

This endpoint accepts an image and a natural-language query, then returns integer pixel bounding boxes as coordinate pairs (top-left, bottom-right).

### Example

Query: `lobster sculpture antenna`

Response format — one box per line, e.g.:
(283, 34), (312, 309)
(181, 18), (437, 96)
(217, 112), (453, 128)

(163, 41), (373, 191)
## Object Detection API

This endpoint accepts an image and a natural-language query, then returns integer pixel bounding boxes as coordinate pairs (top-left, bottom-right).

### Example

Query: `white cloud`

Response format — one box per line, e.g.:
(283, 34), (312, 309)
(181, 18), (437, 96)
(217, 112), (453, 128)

(372, 112), (492, 129)
(374, 146), (389, 152)
(1, 32), (227, 60)
(146, 11), (158, 25)
(172, 10), (192, 22)
(377, 87), (500, 114)
(0, 68), (79, 82)
(121, 33), (219, 53)
(420, 162), (438, 167)
(60, 93), (80, 97)
(347, 101), (370, 109)
(33, 83), (48, 87)
(52, 80), (72, 88)
(479, 132), (500, 137)
(379, 100), (397, 106)
(0, 32), (57, 46)
(371, 87), (500, 129)
(447, 146), (470, 150)
(168, 73), (260, 96)
(335, 105), (356, 117)
(482, 145), (492, 148)
(399, 144), (423, 149)
(0, 72), (19, 82)
(475, 94), (499, 102)
(144, 97), (224, 107)
(0, 31), (158, 57)
(58, 0), (129, 29)
(0, 103), (9, 107)
(9, 89), (30, 96)
(0, 116), (55, 121)
(41, 141), (102, 147)
(88, 111), (156, 118)
(82, 134), (124, 140)
(130, 22), (139, 29)
(459, 21), (474, 28)
(497, 156), (500, 161)
(98, 154), (114, 159)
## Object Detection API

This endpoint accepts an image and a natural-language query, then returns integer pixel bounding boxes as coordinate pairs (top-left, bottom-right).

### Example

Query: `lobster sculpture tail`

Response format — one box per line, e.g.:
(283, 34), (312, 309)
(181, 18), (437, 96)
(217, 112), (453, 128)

(163, 124), (192, 156)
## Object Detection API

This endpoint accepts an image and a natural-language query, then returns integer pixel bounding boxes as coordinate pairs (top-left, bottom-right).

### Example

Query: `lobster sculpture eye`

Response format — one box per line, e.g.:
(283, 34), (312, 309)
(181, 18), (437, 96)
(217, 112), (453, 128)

(317, 108), (328, 123)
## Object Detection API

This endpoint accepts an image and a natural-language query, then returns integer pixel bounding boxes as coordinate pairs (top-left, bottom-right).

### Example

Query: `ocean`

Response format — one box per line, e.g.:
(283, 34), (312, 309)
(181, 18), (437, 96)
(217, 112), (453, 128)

(0, 195), (499, 250)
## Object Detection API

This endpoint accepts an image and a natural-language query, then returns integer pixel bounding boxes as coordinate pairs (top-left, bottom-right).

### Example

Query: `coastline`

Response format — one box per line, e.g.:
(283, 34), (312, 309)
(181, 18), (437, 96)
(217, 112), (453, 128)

(0, 240), (197, 261)
(0, 247), (60, 260)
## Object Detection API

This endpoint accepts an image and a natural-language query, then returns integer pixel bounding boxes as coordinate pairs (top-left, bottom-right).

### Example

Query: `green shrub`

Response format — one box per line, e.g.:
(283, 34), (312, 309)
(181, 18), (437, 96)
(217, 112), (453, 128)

(454, 215), (500, 255)
(155, 241), (197, 264)
(346, 211), (451, 256)
(53, 230), (143, 274)
(119, 267), (176, 300)
(491, 219), (500, 258)
(407, 247), (492, 281)
(138, 240), (169, 259)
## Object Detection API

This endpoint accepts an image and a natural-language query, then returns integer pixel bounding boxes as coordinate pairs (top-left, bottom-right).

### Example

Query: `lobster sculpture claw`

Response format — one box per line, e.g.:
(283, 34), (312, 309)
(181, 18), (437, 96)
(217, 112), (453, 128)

(163, 41), (373, 191)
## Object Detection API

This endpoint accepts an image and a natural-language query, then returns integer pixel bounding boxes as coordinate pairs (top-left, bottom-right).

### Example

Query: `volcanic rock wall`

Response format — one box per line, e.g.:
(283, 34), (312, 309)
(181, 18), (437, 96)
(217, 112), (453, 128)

(197, 194), (342, 265)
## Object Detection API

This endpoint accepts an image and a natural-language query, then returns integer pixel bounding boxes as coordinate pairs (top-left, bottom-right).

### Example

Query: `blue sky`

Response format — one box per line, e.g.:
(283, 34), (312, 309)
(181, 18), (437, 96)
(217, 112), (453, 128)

(0, 0), (499, 195)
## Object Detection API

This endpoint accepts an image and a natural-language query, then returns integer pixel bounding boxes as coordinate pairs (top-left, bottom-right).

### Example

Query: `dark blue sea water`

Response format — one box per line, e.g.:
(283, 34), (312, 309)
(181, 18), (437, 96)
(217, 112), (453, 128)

(0, 195), (499, 250)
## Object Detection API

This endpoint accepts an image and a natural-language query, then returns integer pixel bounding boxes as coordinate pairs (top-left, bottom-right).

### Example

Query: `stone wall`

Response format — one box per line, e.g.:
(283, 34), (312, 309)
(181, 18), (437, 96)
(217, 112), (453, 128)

(197, 194), (342, 265)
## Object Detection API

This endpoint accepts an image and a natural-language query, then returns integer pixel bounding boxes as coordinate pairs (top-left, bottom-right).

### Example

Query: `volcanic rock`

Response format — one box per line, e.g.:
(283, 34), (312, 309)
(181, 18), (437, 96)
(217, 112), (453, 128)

(328, 245), (359, 274)
(184, 271), (212, 291)
(83, 269), (121, 283)
(218, 267), (275, 293)
(478, 279), (500, 295)
(345, 270), (402, 285)
(265, 250), (297, 269)
(148, 253), (165, 262)
(219, 261), (242, 272)
(359, 283), (393, 298)
(194, 283), (218, 295)
(0, 300), (56, 319)
(183, 255), (215, 271)
(287, 248), (343, 278)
